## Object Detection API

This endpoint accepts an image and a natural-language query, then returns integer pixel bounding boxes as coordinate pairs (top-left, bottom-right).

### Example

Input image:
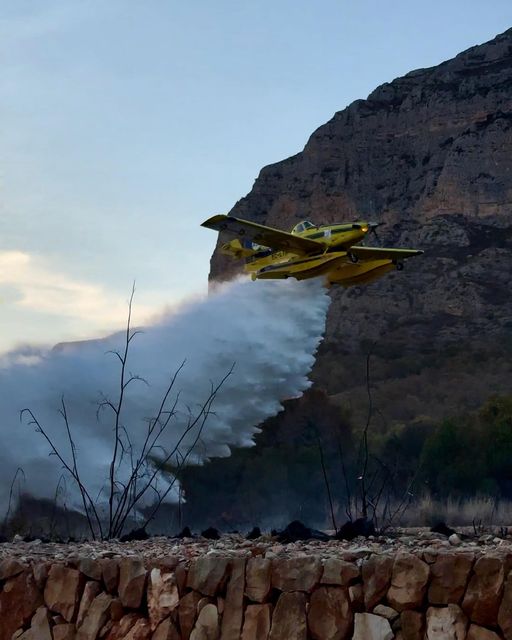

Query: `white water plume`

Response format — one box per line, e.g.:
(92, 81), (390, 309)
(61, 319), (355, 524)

(0, 277), (330, 517)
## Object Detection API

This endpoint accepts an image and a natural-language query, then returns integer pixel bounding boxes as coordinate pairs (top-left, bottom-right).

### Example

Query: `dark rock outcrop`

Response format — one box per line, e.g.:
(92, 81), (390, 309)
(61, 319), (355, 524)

(276, 520), (330, 543)
(246, 526), (262, 540)
(209, 28), (512, 423)
(174, 526), (193, 539)
(336, 518), (376, 541)
(201, 527), (221, 540)
(119, 527), (149, 543)
(431, 522), (458, 538)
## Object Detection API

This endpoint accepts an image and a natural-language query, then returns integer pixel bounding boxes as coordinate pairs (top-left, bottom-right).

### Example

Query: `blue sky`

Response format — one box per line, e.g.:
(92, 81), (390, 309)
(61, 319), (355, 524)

(1, 0), (511, 352)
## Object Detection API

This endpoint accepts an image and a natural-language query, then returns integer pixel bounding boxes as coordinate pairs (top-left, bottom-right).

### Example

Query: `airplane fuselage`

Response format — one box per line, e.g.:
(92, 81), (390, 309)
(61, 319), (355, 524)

(243, 222), (374, 284)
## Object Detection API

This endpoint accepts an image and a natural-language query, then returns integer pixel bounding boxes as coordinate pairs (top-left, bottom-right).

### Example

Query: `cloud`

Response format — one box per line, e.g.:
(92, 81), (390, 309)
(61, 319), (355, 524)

(0, 249), (154, 332)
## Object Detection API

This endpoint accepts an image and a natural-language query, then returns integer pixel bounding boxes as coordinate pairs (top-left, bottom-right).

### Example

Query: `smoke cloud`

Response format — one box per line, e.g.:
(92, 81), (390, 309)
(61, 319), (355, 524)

(0, 277), (330, 516)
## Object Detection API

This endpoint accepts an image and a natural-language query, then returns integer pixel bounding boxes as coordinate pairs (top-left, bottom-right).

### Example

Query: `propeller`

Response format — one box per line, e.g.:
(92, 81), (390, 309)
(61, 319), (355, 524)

(368, 222), (384, 246)
(351, 221), (385, 245)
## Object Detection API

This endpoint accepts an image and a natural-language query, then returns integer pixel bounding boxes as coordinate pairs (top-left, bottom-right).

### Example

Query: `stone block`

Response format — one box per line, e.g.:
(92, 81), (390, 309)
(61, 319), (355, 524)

(425, 605), (467, 640)
(269, 592), (307, 640)
(179, 591), (202, 640)
(76, 592), (112, 640)
(220, 558), (245, 640)
(352, 613), (393, 640)
(401, 610), (424, 640)
(387, 553), (429, 611)
(320, 558), (359, 586)
(241, 604), (272, 640)
(271, 557), (322, 593)
(190, 603), (219, 640)
(462, 554), (504, 626)
(119, 558), (147, 609)
(308, 586), (352, 640)
(245, 557), (271, 603)
(148, 568), (179, 631)
(428, 552), (473, 604)
(44, 565), (83, 622)
(467, 624), (502, 640)
(0, 570), (43, 640)
(362, 554), (393, 609)
(187, 557), (230, 597)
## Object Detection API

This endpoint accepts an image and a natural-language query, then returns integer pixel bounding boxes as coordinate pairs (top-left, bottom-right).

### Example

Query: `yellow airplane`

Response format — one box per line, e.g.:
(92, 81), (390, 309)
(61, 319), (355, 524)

(201, 215), (423, 287)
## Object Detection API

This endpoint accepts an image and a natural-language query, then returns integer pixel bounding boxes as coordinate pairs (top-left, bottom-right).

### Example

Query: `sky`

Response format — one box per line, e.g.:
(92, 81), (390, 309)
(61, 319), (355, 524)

(1, 0), (512, 352)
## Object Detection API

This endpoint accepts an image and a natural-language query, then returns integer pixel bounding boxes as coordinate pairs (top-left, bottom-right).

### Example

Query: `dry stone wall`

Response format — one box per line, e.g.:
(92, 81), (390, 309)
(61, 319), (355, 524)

(1, 548), (512, 640)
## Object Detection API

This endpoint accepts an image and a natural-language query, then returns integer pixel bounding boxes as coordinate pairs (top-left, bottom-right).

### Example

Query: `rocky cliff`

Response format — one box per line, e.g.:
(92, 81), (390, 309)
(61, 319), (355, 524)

(209, 28), (512, 425)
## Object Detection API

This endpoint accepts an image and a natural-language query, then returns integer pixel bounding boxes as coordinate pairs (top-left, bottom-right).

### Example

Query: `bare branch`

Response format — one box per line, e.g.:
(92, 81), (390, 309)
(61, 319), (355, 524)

(2, 467), (25, 535)
(127, 329), (144, 344)
(105, 350), (124, 366)
(20, 407), (103, 539)
(122, 373), (149, 391)
(59, 397), (101, 538)
(357, 343), (376, 519)
(109, 362), (185, 535)
(106, 281), (137, 537)
(313, 424), (337, 534)
(127, 365), (234, 535)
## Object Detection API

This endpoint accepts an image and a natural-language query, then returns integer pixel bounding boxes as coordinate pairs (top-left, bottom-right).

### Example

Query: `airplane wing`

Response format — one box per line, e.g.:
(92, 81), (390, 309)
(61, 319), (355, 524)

(348, 246), (423, 261)
(201, 214), (324, 255)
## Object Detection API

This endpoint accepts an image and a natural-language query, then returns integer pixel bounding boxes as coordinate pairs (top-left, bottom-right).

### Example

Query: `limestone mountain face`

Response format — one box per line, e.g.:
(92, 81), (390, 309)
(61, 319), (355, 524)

(209, 28), (512, 424)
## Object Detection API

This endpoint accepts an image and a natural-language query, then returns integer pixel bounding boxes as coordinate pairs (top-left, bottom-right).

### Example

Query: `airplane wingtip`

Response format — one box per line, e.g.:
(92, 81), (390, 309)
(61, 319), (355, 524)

(201, 213), (228, 228)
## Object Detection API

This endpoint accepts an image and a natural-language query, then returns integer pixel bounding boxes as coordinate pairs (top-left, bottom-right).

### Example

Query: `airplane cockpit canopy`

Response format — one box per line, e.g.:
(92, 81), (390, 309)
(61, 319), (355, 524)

(291, 220), (317, 235)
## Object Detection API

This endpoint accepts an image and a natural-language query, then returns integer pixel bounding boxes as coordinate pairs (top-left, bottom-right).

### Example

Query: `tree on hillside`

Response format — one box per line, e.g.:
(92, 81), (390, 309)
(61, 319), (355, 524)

(420, 395), (512, 498)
